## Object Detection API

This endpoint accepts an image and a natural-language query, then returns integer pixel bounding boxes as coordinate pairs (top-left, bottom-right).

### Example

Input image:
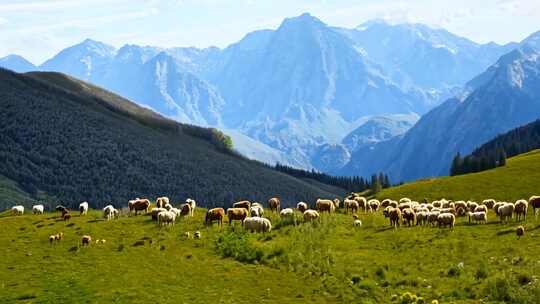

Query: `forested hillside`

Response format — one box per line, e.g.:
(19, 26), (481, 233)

(0, 69), (344, 210)
(450, 118), (540, 175)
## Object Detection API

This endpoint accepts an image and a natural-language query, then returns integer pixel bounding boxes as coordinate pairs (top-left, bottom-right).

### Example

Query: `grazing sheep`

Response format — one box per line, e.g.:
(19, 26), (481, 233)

(389, 208), (402, 228)
(205, 208), (225, 227)
(402, 208), (416, 227)
(354, 197), (368, 213)
(156, 197), (169, 208)
(498, 203), (515, 223)
(483, 199), (496, 209)
(316, 199), (335, 214)
(151, 207), (167, 221)
(514, 200), (528, 221)
(227, 208), (248, 225)
(343, 198), (358, 214)
(467, 201), (479, 212)
(185, 198), (196, 216)
(398, 202), (412, 211)
(388, 200), (398, 208)
(130, 199), (151, 215)
(48, 232), (63, 244)
(427, 211), (441, 227)
(250, 205), (264, 217)
(297, 202), (308, 213)
(32, 205), (44, 215)
(158, 211), (176, 226)
(280, 208), (295, 223)
(516, 226), (525, 239)
(437, 213), (455, 229)
(468, 211), (487, 224)
(368, 199), (380, 212)
(63, 212), (71, 221)
(194, 231), (201, 239)
(454, 201), (467, 211)
(303, 210), (320, 222)
(244, 217), (272, 233)
(268, 197), (280, 213)
(474, 205), (488, 214)
(353, 219), (362, 227)
(383, 206), (392, 218)
(344, 199), (359, 214)
(440, 208), (456, 215)
(233, 200), (251, 211)
(163, 203), (173, 211)
(82, 235), (92, 246)
(169, 207), (181, 218)
(381, 199), (392, 208)
(184, 232), (192, 239)
(11, 205), (24, 215)
(79, 202), (89, 215)
(333, 198), (341, 209)
(493, 202), (505, 215)
(456, 207), (467, 217)
(416, 211), (428, 226)
(529, 196), (540, 216)
(432, 201), (442, 208)
(179, 203), (192, 217)
(103, 205), (118, 221)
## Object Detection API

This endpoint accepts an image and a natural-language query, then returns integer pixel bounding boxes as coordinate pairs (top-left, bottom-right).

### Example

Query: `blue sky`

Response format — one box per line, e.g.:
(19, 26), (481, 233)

(1, 0), (539, 64)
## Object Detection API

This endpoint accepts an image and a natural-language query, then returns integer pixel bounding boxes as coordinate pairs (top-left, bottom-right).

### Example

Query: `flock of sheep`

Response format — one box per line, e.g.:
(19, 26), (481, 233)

(8, 194), (540, 244)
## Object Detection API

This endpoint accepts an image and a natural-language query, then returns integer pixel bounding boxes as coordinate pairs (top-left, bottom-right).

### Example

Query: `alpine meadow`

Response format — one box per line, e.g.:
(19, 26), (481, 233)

(2, 1), (540, 303)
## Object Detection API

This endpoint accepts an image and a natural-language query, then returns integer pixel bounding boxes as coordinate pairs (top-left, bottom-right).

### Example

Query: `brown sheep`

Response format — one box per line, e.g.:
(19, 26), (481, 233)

(82, 235), (92, 246)
(179, 203), (192, 217)
(344, 199), (359, 214)
(515, 200), (528, 221)
(233, 200), (251, 211)
(205, 208), (224, 227)
(227, 208), (248, 225)
(268, 197), (280, 213)
(389, 208), (402, 228)
(402, 208), (416, 227)
(483, 199), (496, 209)
(131, 199), (151, 215)
(316, 199), (335, 214)
(516, 226), (525, 239)
(63, 211), (71, 222)
(529, 196), (540, 216)
(381, 199), (392, 208)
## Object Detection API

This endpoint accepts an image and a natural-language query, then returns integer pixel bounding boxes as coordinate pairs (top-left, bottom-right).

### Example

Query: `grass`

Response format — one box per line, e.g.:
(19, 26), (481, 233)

(375, 149), (540, 202)
(1, 205), (539, 303)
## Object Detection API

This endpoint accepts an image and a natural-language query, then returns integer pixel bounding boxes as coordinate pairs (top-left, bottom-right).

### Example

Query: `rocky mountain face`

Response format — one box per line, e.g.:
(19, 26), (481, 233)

(341, 39), (540, 182)
(0, 13), (521, 174)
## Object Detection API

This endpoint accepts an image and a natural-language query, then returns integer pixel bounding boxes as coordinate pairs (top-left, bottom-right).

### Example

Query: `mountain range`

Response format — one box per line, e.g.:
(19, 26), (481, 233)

(2, 13), (539, 181)
(341, 33), (540, 181)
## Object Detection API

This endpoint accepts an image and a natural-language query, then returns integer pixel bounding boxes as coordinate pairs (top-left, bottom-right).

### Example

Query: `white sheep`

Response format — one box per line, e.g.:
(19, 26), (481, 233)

(279, 208), (295, 223)
(158, 211), (176, 226)
(32, 204), (44, 215)
(498, 203), (515, 223)
(250, 205), (264, 217)
(11, 205), (24, 215)
(368, 199), (380, 212)
(303, 209), (320, 222)
(151, 207), (167, 221)
(416, 211), (428, 226)
(79, 202), (89, 215)
(103, 205), (118, 221)
(353, 219), (362, 227)
(186, 198), (197, 216)
(164, 203), (173, 211)
(468, 211), (487, 224)
(427, 211), (440, 226)
(244, 217), (272, 233)
(437, 213), (455, 229)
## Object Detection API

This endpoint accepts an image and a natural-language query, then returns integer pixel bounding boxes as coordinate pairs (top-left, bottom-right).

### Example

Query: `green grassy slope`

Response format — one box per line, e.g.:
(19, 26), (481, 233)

(376, 149), (540, 202)
(1, 207), (539, 303)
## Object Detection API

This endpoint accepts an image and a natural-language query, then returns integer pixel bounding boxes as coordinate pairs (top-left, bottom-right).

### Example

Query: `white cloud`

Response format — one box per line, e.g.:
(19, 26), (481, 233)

(0, 0), (124, 13)
(0, 17), (7, 26)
